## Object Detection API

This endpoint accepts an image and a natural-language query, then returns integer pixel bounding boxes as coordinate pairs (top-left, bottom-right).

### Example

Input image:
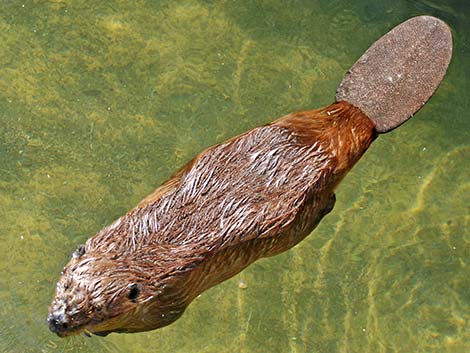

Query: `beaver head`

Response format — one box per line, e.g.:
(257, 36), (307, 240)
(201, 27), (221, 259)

(48, 242), (196, 336)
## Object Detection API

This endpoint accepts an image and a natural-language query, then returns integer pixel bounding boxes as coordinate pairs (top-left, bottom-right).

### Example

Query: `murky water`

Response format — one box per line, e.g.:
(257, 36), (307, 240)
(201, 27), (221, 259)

(0, 0), (468, 352)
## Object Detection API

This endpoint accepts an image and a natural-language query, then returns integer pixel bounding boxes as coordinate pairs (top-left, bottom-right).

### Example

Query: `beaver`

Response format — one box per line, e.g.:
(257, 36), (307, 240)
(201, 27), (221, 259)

(48, 16), (452, 337)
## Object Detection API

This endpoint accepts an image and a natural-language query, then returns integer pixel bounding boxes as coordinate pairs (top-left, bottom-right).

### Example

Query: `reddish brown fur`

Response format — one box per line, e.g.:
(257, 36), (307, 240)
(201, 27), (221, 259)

(48, 101), (376, 336)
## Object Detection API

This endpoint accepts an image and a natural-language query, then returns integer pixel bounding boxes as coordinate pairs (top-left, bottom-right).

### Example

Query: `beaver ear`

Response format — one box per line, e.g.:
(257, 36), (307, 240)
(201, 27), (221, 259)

(127, 283), (140, 302)
(72, 244), (86, 259)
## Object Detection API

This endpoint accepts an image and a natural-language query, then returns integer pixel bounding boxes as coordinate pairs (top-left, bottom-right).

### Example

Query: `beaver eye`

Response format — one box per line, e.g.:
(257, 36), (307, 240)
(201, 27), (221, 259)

(127, 283), (140, 302)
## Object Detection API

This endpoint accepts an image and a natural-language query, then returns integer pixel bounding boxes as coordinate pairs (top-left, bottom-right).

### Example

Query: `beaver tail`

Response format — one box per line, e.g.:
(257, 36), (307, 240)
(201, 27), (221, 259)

(335, 16), (452, 133)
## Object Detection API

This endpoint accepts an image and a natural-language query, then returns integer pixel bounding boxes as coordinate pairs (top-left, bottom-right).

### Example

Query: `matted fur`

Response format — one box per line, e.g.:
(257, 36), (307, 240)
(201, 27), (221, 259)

(48, 101), (376, 336)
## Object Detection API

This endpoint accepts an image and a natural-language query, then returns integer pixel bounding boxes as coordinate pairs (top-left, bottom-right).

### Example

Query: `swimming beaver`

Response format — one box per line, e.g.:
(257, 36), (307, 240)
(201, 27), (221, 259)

(48, 16), (452, 337)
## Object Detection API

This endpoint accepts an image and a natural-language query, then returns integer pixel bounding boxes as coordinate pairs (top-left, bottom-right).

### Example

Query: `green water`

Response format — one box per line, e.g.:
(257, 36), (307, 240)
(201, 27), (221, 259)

(0, 0), (468, 352)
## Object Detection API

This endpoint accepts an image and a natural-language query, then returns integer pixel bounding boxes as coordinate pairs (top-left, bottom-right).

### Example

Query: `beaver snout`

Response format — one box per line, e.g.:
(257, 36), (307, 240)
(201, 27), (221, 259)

(47, 312), (68, 336)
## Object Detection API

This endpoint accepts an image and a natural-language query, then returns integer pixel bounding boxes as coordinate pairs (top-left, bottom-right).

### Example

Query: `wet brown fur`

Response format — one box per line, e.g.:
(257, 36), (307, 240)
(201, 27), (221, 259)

(49, 101), (376, 336)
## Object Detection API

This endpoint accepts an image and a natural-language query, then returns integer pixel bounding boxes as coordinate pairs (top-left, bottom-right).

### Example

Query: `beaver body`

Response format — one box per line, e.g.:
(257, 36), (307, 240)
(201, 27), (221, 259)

(49, 102), (374, 336)
(48, 16), (452, 337)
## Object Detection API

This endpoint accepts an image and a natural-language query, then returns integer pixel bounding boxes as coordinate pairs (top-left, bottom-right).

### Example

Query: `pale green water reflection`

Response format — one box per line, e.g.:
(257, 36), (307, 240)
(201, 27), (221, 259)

(0, 1), (468, 352)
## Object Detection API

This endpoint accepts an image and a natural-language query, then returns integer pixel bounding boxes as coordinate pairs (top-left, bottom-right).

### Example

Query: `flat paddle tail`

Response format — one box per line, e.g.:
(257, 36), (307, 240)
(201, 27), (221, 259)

(336, 16), (452, 133)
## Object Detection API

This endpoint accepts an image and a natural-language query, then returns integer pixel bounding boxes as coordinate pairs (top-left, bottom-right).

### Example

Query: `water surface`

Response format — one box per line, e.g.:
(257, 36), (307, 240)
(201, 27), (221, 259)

(0, 0), (468, 352)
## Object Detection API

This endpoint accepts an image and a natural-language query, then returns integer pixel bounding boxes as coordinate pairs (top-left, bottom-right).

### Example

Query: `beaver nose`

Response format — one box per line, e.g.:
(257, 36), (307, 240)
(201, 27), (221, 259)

(47, 313), (68, 334)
